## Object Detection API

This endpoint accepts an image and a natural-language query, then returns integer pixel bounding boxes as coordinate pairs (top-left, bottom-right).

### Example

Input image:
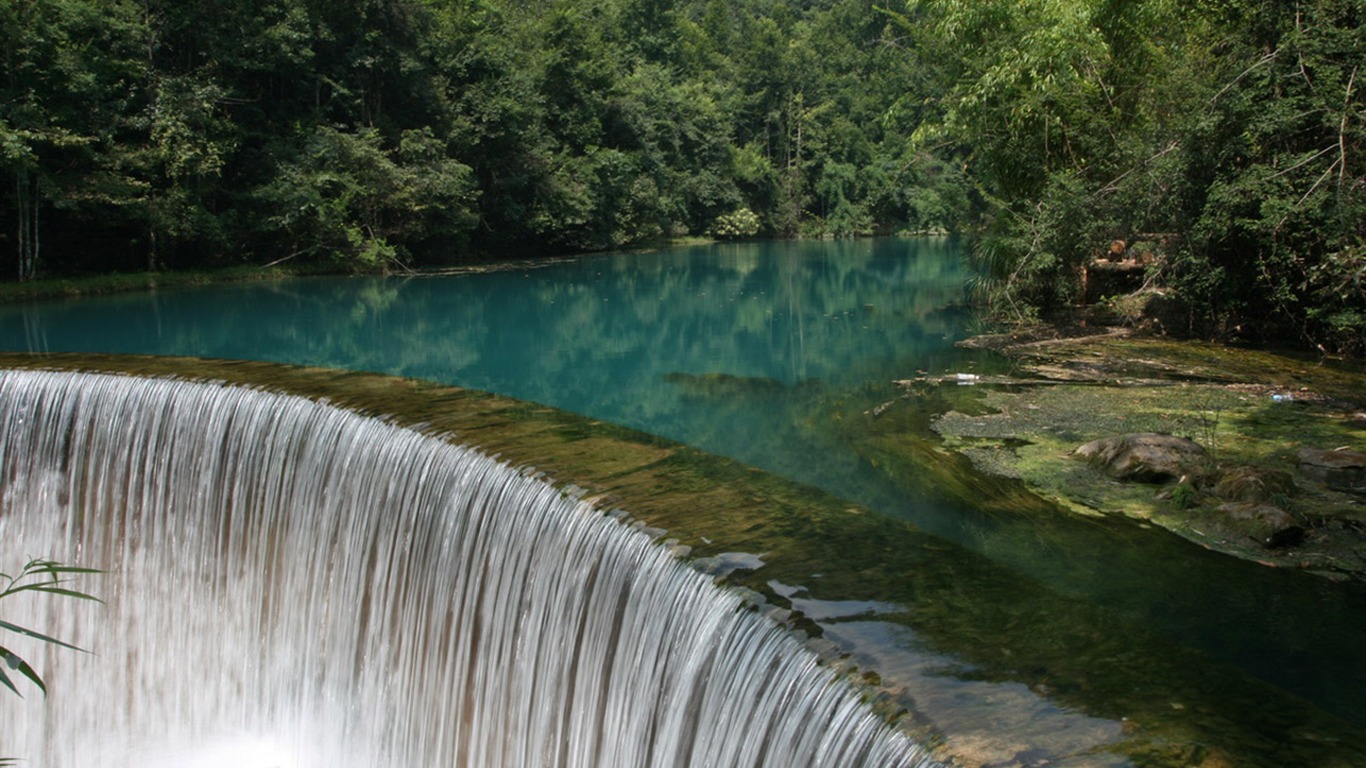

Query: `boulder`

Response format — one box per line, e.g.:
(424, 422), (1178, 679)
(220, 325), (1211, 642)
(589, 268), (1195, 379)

(1074, 433), (1210, 484)
(1216, 501), (1299, 528)
(1297, 448), (1366, 493)
(664, 371), (790, 398)
(1214, 465), (1296, 502)
(1214, 501), (1304, 548)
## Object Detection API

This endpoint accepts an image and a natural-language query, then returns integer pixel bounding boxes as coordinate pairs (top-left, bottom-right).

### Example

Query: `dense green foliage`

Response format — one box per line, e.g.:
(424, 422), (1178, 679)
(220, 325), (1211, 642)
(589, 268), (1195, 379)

(904, 0), (1364, 351)
(1, 0), (1361, 350)
(1, 0), (954, 274)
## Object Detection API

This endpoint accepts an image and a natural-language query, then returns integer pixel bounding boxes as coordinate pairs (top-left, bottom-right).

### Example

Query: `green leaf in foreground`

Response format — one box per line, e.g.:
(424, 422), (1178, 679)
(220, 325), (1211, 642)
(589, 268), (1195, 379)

(0, 558), (102, 696)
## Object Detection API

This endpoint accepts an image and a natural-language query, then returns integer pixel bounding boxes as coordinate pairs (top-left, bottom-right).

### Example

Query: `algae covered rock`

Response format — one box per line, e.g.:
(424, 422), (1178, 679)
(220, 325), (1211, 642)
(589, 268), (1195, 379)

(1073, 433), (1210, 484)
(663, 371), (792, 398)
(1214, 501), (1304, 548)
(1214, 465), (1296, 502)
(1298, 448), (1366, 493)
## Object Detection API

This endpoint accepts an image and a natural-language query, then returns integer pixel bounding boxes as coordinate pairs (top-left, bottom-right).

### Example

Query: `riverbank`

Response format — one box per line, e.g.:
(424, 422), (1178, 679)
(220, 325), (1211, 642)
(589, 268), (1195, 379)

(0, 239), (722, 305)
(0, 264), (316, 303)
(888, 326), (1366, 581)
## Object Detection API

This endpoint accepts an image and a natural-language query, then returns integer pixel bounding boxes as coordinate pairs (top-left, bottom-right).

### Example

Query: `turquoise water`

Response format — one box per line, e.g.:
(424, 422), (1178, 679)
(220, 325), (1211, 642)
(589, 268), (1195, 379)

(9, 240), (988, 532)
(4, 239), (1365, 762)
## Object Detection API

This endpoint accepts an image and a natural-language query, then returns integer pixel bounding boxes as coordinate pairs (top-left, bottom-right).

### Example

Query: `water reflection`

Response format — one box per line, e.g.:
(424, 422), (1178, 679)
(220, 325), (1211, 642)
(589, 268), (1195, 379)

(7, 240), (972, 383)
(3, 240), (983, 523)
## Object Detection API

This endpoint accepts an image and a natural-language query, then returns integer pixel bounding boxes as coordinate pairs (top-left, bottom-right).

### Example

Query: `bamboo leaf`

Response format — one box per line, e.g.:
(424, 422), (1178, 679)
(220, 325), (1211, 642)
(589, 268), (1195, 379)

(25, 562), (102, 576)
(0, 663), (21, 697)
(0, 647), (46, 695)
(0, 620), (86, 654)
(6, 584), (103, 603)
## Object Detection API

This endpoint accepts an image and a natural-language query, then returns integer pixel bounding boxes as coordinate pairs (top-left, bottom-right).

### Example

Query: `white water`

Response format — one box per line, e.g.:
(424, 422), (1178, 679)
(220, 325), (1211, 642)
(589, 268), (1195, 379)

(0, 369), (937, 768)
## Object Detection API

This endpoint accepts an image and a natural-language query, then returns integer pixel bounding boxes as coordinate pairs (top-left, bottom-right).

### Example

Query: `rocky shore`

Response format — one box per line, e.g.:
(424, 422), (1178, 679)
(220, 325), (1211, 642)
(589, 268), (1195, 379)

(901, 327), (1366, 581)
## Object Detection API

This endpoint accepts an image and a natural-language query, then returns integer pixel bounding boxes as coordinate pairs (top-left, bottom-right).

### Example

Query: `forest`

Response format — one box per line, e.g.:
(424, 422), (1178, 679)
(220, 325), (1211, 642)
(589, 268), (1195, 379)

(1, 0), (1362, 352)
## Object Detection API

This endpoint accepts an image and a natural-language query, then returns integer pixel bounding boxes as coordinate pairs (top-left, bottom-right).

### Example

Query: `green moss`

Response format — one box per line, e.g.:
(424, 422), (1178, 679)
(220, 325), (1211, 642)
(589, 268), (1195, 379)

(914, 334), (1366, 580)
(1169, 482), (1197, 510)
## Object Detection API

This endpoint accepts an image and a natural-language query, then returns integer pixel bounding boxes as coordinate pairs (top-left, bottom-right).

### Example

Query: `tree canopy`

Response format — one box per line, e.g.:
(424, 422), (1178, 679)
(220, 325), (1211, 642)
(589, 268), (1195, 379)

(1, 0), (1361, 351)
(903, 0), (1364, 351)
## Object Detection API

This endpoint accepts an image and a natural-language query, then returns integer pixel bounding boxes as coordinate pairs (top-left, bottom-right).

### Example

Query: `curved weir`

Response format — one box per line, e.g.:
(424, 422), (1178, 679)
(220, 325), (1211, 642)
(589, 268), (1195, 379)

(0, 369), (936, 767)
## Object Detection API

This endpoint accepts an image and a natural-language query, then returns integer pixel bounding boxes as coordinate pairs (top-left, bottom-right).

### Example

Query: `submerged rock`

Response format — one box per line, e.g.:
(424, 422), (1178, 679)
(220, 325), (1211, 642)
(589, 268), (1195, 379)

(692, 551), (767, 579)
(1298, 448), (1366, 493)
(1214, 501), (1304, 548)
(664, 371), (800, 398)
(1215, 501), (1299, 529)
(1074, 433), (1210, 484)
(1264, 525), (1307, 549)
(1215, 465), (1296, 502)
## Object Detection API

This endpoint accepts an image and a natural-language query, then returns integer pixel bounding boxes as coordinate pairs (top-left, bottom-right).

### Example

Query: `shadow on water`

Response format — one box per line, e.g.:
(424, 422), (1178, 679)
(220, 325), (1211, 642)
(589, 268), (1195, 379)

(2, 238), (1365, 765)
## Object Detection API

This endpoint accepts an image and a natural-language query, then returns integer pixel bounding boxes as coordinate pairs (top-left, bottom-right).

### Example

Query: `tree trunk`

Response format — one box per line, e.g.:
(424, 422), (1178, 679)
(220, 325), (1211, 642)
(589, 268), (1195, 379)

(15, 172), (40, 282)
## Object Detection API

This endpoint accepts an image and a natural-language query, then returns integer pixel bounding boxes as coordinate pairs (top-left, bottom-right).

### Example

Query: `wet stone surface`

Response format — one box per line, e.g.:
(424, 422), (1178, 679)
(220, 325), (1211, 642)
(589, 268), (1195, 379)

(914, 330), (1366, 581)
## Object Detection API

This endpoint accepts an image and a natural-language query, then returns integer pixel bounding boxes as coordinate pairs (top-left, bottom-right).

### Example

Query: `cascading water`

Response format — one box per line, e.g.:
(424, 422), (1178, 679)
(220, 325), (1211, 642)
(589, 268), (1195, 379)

(0, 369), (938, 768)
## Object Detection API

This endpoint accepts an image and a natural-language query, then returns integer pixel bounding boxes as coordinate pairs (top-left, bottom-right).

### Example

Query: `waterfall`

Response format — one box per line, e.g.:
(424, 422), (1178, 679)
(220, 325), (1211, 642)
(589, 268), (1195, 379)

(0, 369), (937, 768)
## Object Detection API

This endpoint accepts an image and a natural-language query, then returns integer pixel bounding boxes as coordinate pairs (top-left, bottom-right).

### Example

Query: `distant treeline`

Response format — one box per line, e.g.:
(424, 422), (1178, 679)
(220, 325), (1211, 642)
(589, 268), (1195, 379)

(2, 0), (1361, 351)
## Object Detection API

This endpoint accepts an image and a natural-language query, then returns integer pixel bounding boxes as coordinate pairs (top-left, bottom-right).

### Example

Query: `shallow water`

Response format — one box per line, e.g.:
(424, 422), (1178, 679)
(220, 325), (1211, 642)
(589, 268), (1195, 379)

(3, 239), (1365, 765)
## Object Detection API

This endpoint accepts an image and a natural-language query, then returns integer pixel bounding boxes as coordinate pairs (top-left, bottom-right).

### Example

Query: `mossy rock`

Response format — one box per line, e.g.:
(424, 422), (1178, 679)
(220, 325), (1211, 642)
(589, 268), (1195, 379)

(1214, 465), (1297, 502)
(918, 331), (1366, 580)
(1074, 433), (1212, 484)
(1212, 501), (1302, 546)
(1298, 448), (1366, 493)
